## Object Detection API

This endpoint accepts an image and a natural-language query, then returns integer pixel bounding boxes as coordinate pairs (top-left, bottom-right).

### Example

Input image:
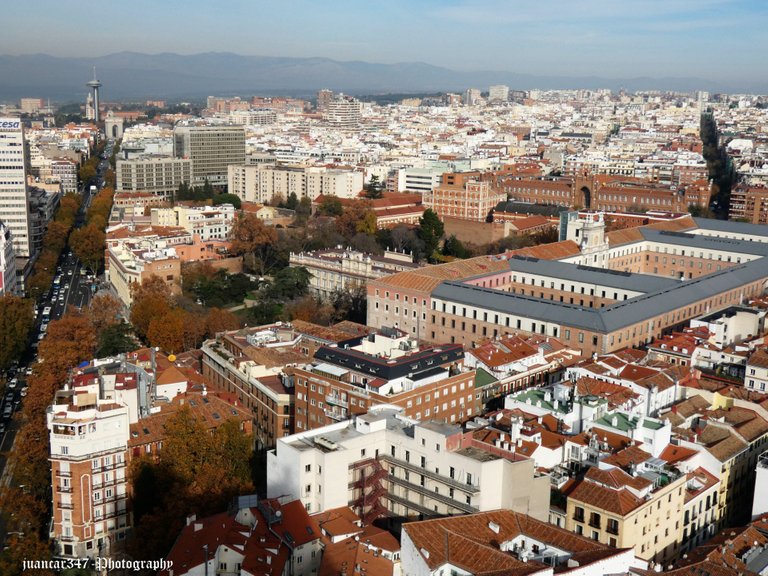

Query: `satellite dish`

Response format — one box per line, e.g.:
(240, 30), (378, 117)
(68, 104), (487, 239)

(168, 354), (177, 362)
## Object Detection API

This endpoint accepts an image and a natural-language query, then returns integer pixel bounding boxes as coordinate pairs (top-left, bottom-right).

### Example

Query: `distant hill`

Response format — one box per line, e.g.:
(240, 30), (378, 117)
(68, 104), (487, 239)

(0, 51), (746, 102)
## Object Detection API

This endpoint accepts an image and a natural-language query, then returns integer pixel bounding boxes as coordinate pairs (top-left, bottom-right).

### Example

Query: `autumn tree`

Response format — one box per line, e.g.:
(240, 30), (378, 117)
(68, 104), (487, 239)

(318, 195), (343, 216)
(0, 295), (34, 371)
(38, 312), (97, 378)
(87, 292), (123, 335)
(205, 307), (240, 335)
(69, 223), (106, 271)
(230, 212), (279, 275)
(130, 275), (173, 339)
(335, 199), (375, 239)
(147, 308), (187, 353)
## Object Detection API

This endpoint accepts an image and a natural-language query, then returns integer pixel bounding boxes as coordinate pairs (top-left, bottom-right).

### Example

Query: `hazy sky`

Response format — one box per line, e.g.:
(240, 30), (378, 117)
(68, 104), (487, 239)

(3, 0), (765, 82)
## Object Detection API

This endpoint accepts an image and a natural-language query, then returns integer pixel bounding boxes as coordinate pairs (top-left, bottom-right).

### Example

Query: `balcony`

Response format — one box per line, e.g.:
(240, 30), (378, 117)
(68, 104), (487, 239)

(325, 394), (348, 408)
(588, 520), (601, 529)
(378, 454), (480, 494)
(55, 470), (72, 478)
(56, 485), (72, 493)
(387, 474), (478, 514)
(57, 502), (74, 510)
(573, 513), (585, 523)
(324, 408), (348, 422)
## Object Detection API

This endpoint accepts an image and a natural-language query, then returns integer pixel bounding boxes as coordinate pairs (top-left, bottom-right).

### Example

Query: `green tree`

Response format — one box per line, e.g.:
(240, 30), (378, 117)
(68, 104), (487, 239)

(268, 267), (311, 300)
(418, 209), (445, 261)
(442, 235), (469, 259)
(364, 175), (384, 199)
(285, 192), (299, 210)
(212, 193), (242, 209)
(97, 321), (135, 356)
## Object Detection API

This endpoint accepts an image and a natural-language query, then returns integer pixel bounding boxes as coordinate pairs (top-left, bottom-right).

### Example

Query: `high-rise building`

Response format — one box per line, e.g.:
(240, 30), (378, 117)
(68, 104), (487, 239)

(464, 88), (482, 105)
(20, 98), (45, 114)
(0, 118), (33, 262)
(324, 94), (362, 128)
(488, 84), (510, 102)
(316, 89), (334, 112)
(0, 221), (17, 295)
(173, 124), (246, 187)
(116, 156), (192, 198)
(86, 68), (102, 124)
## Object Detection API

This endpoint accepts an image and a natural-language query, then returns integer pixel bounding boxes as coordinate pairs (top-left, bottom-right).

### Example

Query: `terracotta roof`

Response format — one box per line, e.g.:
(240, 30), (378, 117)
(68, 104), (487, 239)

(372, 255), (510, 293)
(658, 444), (698, 465)
(569, 476), (645, 516)
(601, 444), (654, 469)
(403, 509), (625, 574)
(319, 539), (394, 576)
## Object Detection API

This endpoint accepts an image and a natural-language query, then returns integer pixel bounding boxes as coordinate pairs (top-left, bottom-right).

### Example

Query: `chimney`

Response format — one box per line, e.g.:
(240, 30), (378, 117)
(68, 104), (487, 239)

(488, 521), (500, 534)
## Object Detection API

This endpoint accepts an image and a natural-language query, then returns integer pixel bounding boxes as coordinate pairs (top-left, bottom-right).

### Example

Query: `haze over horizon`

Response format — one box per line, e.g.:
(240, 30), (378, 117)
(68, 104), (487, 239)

(2, 0), (766, 87)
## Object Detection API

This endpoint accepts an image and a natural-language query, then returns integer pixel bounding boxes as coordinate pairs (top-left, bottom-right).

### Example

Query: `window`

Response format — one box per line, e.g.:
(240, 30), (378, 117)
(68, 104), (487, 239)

(305, 464), (311, 473)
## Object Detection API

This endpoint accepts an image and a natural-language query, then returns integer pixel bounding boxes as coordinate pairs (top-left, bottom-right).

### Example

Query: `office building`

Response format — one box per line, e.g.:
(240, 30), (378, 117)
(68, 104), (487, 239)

(116, 156), (192, 198)
(173, 124), (246, 187)
(0, 117), (32, 260)
(228, 164), (363, 203)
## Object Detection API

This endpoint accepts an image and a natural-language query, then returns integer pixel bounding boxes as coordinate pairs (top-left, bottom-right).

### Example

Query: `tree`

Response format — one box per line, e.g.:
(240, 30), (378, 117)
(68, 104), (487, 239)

(205, 307), (240, 335)
(335, 199), (375, 239)
(0, 295), (34, 371)
(230, 212), (279, 275)
(418, 209), (445, 261)
(38, 312), (97, 379)
(442, 235), (469, 259)
(688, 203), (713, 218)
(285, 192), (299, 210)
(87, 293), (123, 335)
(147, 308), (187, 353)
(364, 175), (384, 199)
(268, 267), (311, 300)
(69, 223), (106, 271)
(97, 321), (135, 356)
(130, 275), (173, 339)
(318, 196), (343, 217)
(212, 193), (242, 209)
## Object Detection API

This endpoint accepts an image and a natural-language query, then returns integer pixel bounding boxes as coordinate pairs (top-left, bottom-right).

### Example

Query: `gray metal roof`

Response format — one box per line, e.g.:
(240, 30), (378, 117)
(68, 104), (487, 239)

(433, 260), (768, 334)
(506, 256), (680, 293)
(641, 228), (768, 256)
(693, 217), (768, 238)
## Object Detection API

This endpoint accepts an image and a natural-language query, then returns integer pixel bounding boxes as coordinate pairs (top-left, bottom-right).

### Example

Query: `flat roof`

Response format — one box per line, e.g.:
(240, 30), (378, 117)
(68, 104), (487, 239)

(694, 217), (768, 238)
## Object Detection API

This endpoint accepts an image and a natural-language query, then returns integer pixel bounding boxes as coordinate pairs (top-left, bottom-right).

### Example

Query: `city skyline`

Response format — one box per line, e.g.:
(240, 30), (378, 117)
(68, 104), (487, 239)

(1, 0), (766, 87)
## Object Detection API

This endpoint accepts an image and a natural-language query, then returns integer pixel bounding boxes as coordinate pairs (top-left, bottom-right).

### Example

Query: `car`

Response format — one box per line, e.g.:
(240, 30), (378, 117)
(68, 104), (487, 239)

(67, 270), (73, 276)
(2, 405), (12, 418)
(38, 333), (45, 341)
(4, 393), (13, 403)
(20, 387), (28, 397)
(0, 422), (6, 434)
(25, 368), (32, 376)
(8, 378), (18, 390)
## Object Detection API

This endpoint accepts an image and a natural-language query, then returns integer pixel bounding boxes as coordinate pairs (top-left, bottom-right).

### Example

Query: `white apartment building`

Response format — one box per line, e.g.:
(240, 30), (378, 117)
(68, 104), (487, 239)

(324, 95), (362, 128)
(0, 221), (17, 295)
(116, 156), (192, 198)
(268, 407), (550, 521)
(0, 117), (32, 259)
(489, 84), (510, 102)
(228, 164), (363, 203)
(746, 348), (768, 393)
(150, 204), (236, 241)
(48, 392), (130, 559)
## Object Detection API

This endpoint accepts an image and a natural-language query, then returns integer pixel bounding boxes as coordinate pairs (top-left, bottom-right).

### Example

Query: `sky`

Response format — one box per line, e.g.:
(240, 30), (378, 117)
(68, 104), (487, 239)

(3, 0), (766, 83)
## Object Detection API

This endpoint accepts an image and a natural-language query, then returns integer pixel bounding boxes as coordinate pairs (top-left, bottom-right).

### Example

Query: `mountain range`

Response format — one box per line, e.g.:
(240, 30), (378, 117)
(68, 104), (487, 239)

(0, 52), (747, 102)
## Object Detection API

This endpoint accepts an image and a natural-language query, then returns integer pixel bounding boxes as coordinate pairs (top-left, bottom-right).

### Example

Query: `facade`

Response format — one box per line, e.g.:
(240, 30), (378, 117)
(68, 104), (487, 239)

(116, 156), (192, 198)
(488, 84), (510, 102)
(150, 204), (236, 241)
(48, 391), (131, 559)
(402, 510), (639, 576)
(50, 159), (78, 194)
(746, 348), (768, 392)
(0, 117), (32, 259)
(566, 466), (686, 564)
(173, 124), (246, 187)
(729, 185), (768, 223)
(228, 164), (363, 203)
(324, 95), (362, 128)
(268, 407), (551, 521)
(107, 241), (182, 306)
(423, 176), (505, 222)
(289, 247), (420, 298)
(0, 221), (17, 295)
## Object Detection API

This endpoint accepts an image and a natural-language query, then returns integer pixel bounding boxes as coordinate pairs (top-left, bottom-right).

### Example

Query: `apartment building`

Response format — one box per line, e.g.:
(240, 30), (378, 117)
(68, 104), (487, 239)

(48, 391), (131, 559)
(228, 163), (363, 203)
(324, 95), (362, 128)
(116, 156), (192, 198)
(107, 240), (182, 306)
(150, 204), (236, 241)
(292, 329), (478, 432)
(289, 247), (420, 298)
(268, 407), (551, 522)
(746, 348), (768, 392)
(729, 184), (768, 223)
(402, 510), (639, 576)
(566, 464), (686, 564)
(160, 496), (322, 576)
(173, 124), (246, 187)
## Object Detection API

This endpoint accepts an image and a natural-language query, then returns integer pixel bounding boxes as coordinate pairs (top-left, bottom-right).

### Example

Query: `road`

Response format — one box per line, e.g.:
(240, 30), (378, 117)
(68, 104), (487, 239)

(0, 138), (114, 550)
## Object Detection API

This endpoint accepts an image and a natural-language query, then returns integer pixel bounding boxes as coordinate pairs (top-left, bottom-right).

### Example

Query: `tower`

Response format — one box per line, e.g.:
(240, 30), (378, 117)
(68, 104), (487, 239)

(86, 67), (102, 124)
